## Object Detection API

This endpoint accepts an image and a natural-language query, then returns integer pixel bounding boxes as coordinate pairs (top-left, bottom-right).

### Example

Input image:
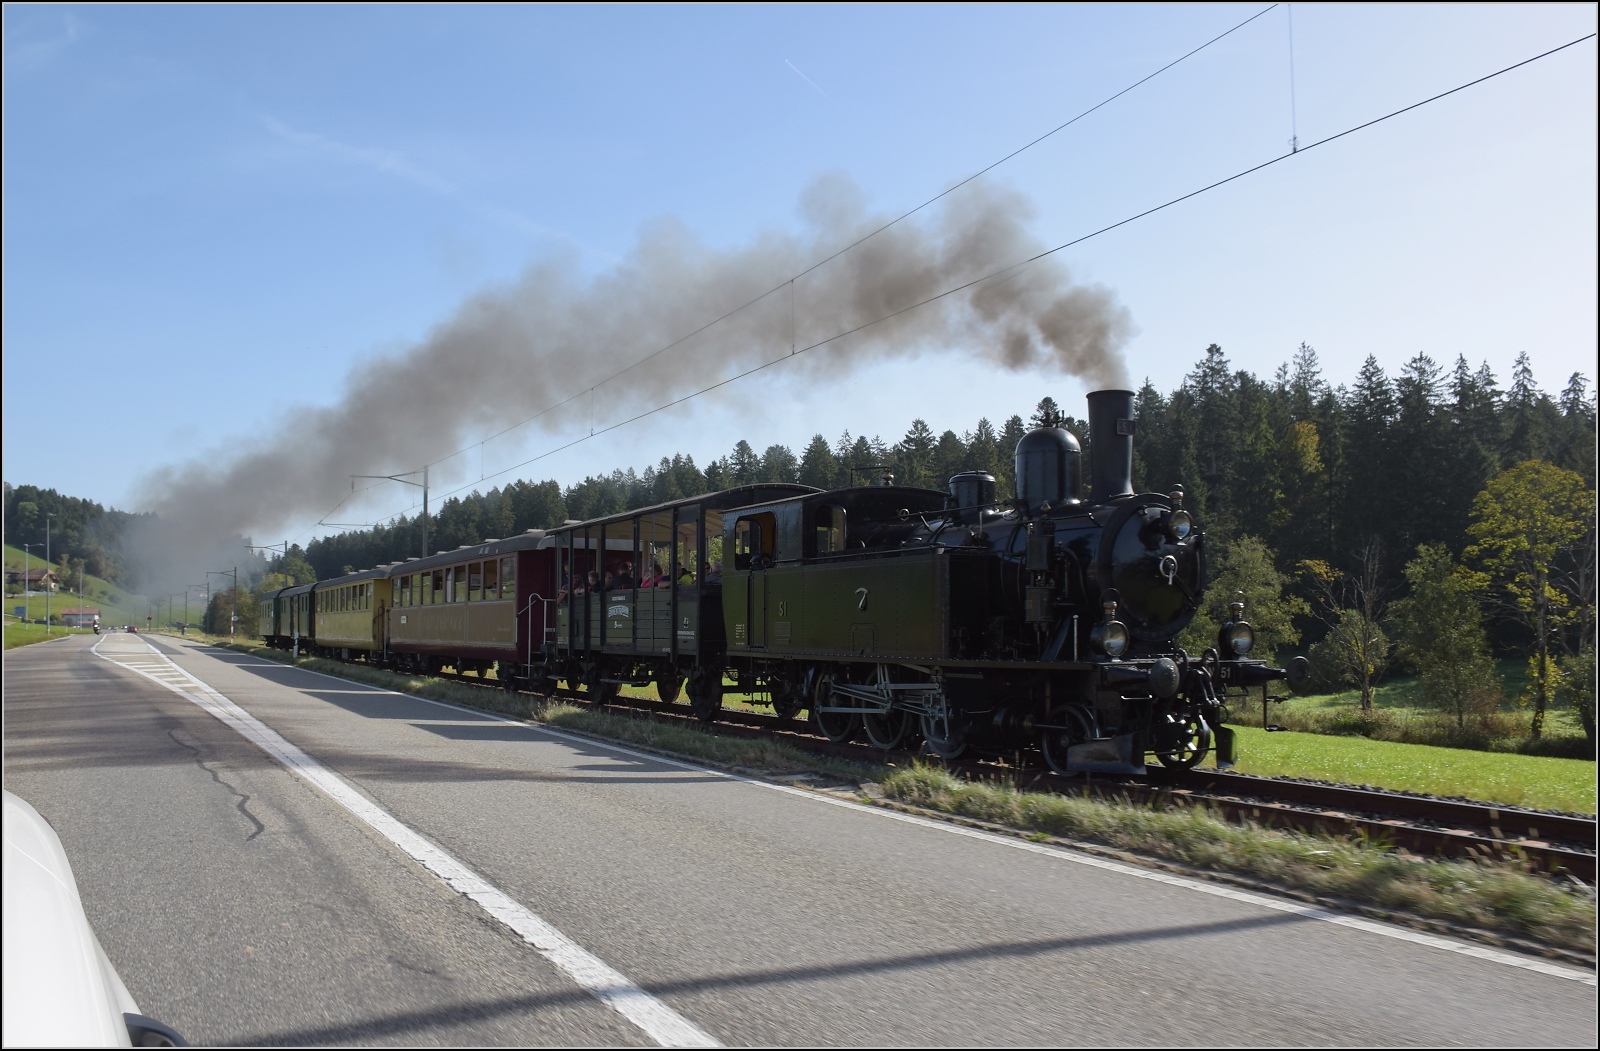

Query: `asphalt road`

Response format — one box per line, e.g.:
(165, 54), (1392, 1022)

(5, 633), (1595, 1047)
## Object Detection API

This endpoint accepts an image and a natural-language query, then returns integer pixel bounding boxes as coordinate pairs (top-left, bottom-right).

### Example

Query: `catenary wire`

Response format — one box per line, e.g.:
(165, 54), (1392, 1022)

(406, 6), (1281, 473)
(336, 30), (1597, 534)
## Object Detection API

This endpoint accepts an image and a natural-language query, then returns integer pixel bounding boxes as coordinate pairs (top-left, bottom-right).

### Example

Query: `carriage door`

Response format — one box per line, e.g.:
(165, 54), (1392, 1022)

(736, 514), (773, 649)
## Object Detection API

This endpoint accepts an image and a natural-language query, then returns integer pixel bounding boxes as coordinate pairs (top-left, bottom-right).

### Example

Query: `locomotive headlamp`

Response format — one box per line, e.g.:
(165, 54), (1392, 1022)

(1091, 600), (1130, 658)
(1166, 509), (1194, 541)
(1092, 619), (1130, 658)
(1226, 621), (1255, 656)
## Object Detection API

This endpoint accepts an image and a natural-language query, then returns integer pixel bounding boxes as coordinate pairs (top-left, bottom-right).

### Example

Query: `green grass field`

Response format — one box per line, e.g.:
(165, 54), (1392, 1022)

(2, 620), (94, 649)
(1227, 725), (1595, 813)
(4, 543), (153, 628)
(1231, 659), (1590, 752)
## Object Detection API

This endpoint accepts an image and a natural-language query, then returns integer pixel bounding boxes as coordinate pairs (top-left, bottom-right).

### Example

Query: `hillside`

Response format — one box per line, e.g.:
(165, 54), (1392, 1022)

(4, 543), (154, 628)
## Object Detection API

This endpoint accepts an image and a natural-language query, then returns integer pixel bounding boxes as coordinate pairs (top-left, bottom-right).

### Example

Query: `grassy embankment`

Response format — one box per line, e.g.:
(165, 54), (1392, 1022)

(1228, 659), (1590, 758)
(188, 633), (1596, 956)
(4, 544), (158, 648)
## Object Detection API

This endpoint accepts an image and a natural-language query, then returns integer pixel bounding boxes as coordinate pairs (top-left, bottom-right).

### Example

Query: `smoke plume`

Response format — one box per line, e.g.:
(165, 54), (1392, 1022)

(132, 173), (1132, 588)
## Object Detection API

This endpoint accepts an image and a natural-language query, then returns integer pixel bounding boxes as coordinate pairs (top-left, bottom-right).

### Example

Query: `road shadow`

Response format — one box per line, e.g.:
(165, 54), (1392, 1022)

(231, 911), (1312, 1045)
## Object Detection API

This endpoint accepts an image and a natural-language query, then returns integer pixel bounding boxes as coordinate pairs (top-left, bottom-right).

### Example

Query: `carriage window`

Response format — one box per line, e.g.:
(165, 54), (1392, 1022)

(676, 518), (699, 586)
(483, 559), (498, 600)
(468, 562), (483, 602)
(815, 505), (845, 555)
(399, 575), (410, 606)
(500, 556), (515, 591)
(432, 568), (445, 604)
(704, 511), (724, 581)
(635, 514), (664, 588)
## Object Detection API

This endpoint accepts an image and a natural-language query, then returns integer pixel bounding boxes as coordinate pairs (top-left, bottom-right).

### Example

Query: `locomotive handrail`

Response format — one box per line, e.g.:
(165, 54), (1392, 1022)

(522, 592), (555, 670)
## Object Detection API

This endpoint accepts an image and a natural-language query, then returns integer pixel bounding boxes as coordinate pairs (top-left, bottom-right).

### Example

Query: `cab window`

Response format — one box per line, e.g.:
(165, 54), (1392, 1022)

(734, 512), (776, 570)
(814, 505), (845, 555)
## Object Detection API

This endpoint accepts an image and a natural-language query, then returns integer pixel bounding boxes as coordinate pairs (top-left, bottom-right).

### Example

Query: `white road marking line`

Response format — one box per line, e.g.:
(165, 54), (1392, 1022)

(203, 650), (1597, 988)
(92, 638), (720, 1048)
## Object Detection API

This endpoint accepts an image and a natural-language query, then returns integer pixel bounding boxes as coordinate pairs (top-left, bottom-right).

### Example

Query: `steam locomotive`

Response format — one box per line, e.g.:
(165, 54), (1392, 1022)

(262, 389), (1300, 775)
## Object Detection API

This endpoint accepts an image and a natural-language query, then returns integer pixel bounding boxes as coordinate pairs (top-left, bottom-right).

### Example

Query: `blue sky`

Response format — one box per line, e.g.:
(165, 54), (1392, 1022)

(3, 4), (1595, 543)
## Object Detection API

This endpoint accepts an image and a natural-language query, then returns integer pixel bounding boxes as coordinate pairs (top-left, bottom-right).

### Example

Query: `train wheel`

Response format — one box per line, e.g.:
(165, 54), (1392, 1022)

(810, 672), (859, 743)
(1153, 710), (1210, 770)
(656, 673), (683, 703)
(771, 683), (803, 721)
(687, 666), (723, 723)
(583, 665), (618, 706)
(863, 709), (915, 750)
(1039, 705), (1097, 777)
(920, 709), (969, 760)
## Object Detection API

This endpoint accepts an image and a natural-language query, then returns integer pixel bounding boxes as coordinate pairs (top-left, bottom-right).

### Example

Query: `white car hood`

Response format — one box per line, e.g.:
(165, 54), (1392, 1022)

(3, 791), (139, 1047)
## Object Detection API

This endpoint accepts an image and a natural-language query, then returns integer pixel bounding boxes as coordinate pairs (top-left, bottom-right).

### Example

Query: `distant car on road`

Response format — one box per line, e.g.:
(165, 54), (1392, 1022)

(2, 791), (186, 1047)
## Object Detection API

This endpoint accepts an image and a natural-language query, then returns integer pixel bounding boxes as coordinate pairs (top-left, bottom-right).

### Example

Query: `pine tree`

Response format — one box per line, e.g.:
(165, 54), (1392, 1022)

(759, 444), (799, 485)
(1030, 397), (1064, 429)
(1339, 355), (1397, 565)
(1390, 353), (1448, 556)
(798, 435), (839, 490)
(1555, 373), (1597, 486)
(1502, 351), (1550, 464)
(930, 430), (967, 491)
(729, 440), (760, 486)
(1186, 344), (1240, 523)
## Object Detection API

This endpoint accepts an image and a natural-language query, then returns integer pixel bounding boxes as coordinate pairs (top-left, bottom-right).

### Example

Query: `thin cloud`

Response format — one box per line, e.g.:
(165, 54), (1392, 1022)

(3, 10), (86, 76)
(260, 114), (457, 195)
(785, 59), (833, 103)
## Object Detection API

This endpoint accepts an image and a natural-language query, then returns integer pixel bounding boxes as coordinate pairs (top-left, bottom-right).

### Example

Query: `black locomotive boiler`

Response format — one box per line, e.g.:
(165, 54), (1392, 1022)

(712, 389), (1299, 774)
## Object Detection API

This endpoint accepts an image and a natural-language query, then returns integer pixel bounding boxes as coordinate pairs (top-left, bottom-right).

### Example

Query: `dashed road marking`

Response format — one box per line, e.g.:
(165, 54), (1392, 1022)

(92, 636), (720, 1048)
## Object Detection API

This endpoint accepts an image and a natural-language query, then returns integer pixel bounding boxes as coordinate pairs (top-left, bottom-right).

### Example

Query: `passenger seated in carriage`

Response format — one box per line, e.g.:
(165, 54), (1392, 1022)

(610, 561), (636, 591)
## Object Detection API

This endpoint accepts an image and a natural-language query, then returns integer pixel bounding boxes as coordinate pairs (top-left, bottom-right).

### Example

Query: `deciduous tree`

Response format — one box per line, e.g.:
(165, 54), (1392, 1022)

(1390, 543), (1498, 728)
(1301, 543), (1391, 710)
(1467, 460), (1594, 737)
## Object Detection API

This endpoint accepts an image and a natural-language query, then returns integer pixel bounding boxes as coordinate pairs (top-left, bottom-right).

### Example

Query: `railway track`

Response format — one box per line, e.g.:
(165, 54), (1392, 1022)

(406, 665), (1600, 881)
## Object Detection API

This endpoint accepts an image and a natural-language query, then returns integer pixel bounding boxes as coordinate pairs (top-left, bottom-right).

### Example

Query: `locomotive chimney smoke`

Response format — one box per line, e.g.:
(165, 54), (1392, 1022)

(1086, 389), (1136, 501)
(132, 173), (1133, 587)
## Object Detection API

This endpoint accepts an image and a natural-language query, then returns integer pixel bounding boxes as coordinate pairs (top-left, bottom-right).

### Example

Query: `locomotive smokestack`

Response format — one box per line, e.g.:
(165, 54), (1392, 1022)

(1086, 389), (1135, 500)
